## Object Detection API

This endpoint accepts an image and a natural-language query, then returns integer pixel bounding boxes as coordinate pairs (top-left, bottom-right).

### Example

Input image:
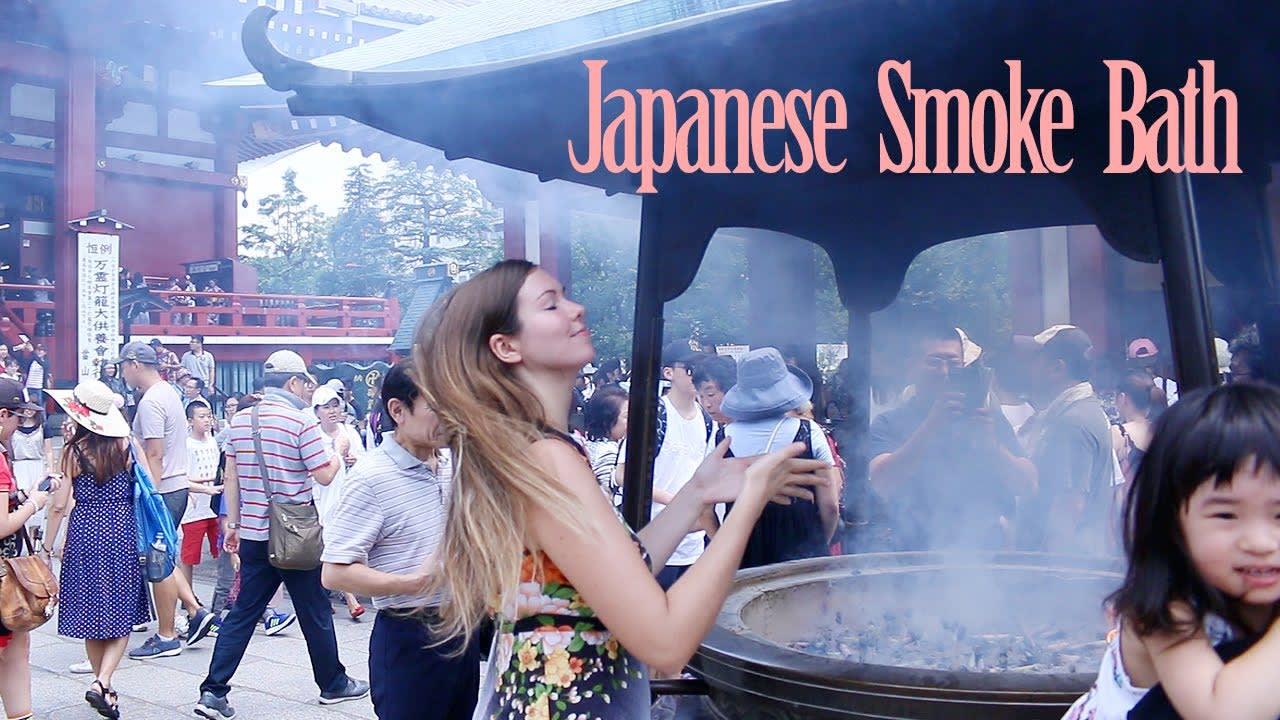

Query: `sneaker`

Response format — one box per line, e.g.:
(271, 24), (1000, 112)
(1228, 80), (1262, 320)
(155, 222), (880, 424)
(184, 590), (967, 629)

(187, 609), (216, 647)
(262, 611), (297, 637)
(207, 616), (222, 639)
(194, 691), (236, 719)
(319, 677), (370, 705)
(175, 615), (189, 637)
(127, 634), (182, 659)
(68, 660), (94, 674)
(132, 623), (149, 633)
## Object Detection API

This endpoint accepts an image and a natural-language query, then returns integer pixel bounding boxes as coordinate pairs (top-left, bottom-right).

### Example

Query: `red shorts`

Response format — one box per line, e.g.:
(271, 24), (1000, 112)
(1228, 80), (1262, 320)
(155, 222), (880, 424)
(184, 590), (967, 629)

(180, 517), (220, 566)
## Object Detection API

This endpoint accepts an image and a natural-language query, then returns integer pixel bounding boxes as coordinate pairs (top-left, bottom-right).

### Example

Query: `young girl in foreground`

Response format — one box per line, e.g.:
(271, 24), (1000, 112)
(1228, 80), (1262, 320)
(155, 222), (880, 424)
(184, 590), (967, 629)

(1065, 382), (1280, 720)
(416, 260), (826, 720)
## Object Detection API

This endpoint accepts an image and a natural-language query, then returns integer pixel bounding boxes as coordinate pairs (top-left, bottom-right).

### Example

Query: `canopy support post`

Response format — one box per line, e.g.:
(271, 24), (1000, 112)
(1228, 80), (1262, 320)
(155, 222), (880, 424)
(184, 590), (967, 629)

(1153, 172), (1218, 390)
(836, 308), (871, 553)
(622, 197), (666, 530)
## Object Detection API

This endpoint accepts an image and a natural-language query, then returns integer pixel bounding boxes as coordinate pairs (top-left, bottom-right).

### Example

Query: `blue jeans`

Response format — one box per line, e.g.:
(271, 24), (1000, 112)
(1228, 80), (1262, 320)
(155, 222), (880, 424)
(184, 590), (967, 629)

(370, 610), (479, 720)
(199, 539), (348, 698)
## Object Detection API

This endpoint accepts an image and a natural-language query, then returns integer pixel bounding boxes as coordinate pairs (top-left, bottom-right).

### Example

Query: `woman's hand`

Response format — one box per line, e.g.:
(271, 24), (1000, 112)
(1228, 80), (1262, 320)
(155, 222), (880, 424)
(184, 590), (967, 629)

(26, 488), (52, 511)
(691, 440), (827, 507)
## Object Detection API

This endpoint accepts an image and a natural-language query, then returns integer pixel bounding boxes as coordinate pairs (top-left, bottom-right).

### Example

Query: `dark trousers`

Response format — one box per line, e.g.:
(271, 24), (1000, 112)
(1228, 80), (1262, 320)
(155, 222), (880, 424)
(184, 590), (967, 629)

(370, 611), (480, 720)
(200, 539), (347, 698)
(656, 563), (691, 591)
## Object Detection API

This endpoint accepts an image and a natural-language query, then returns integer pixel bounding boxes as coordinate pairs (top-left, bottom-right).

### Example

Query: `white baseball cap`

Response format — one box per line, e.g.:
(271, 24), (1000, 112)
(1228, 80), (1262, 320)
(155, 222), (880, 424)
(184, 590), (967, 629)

(264, 350), (314, 382)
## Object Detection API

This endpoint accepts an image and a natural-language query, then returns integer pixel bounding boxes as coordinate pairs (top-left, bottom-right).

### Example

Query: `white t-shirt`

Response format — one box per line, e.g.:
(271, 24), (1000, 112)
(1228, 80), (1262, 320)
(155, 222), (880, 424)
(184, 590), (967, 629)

(181, 435), (220, 524)
(718, 416), (835, 523)
(1155, 376), (1179, 405)
(313, 423), (366, 523)
(725, 416), (834, 465)
(651, 395), (715, 566)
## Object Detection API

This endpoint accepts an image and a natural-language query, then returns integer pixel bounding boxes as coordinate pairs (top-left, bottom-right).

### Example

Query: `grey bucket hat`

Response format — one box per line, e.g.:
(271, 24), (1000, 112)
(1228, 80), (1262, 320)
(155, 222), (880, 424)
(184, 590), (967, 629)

(719, 347), (813, 421)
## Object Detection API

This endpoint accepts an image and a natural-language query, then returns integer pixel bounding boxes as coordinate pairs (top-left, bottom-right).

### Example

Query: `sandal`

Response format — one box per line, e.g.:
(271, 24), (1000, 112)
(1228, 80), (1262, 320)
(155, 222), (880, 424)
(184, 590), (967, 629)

(84, 680), (120, 719)
(349, 604), (365, 621)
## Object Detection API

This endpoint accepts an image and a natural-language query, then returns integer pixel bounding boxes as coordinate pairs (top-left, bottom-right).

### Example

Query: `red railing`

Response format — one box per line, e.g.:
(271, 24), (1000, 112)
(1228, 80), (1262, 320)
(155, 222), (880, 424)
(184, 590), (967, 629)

(134, 290), (400, 337)
(0, 285), (401, 340)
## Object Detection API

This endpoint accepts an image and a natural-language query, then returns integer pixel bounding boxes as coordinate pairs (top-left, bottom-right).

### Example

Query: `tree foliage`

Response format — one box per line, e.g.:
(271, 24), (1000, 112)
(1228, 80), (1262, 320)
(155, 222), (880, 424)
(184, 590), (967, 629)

(240, 169), (332, 294)
(240, 161), (501, 301)
(570, 214), (637, 363)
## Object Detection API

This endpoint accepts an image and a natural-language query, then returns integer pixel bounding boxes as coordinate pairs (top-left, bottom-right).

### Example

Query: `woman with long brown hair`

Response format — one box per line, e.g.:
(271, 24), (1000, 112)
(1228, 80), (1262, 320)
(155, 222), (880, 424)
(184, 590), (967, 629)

(42, 380), (149, 719)
(417, 260), (826, 719)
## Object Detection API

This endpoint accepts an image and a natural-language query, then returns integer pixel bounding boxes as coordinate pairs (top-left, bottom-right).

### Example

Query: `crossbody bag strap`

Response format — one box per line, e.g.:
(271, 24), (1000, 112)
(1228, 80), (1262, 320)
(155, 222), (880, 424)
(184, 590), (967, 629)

(17, 524), (33, 555)
(251, 404), (275, 503)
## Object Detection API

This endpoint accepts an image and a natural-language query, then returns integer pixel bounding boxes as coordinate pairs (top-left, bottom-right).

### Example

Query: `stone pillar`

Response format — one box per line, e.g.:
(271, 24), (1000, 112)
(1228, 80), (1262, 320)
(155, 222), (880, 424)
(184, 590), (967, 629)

(1067, 225), (1109, 355)
(538, 202), (572, 297)
(1008, 229), (1044, 335)
(212, 115), (241, 260)
(502, 202), (524, 260)
(52, 51), (97, 384)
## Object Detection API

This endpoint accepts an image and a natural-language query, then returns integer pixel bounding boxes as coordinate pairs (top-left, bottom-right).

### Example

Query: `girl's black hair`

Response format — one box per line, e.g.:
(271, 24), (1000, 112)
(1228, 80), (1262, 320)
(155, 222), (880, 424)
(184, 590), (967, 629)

(583, 385), (628, 442)
(380, 359), (420, 431)
(1110, 382), (1280, 636)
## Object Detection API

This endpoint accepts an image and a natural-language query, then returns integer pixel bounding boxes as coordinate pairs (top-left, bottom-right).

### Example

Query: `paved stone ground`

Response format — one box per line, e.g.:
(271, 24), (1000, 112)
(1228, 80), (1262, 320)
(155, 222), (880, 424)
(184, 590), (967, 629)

(21, 564), (378, 720)
(18, 563), (716, 719)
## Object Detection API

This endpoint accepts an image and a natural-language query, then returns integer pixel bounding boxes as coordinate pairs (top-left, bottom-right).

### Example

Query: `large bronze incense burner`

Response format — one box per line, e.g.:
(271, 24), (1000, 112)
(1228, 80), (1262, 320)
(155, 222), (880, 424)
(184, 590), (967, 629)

(691, 552), (1121, 720)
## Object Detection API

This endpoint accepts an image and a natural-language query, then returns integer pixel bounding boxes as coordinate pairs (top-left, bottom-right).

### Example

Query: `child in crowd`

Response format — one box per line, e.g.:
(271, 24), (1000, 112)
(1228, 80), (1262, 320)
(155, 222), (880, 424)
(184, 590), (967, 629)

(1064, 382), (1280, 720)
(179, 401), (223, 587)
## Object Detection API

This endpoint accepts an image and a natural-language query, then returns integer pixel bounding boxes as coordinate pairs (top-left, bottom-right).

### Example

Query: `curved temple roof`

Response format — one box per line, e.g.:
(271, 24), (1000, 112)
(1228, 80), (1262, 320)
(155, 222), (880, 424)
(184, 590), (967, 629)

(243, 0), (1280, 308)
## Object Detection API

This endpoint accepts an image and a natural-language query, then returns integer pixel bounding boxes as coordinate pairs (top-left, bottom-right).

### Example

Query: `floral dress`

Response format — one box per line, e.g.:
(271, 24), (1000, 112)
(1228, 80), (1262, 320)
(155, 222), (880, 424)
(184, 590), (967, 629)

(476, 518), (653, 719)
(1062, 614), (1234, 720)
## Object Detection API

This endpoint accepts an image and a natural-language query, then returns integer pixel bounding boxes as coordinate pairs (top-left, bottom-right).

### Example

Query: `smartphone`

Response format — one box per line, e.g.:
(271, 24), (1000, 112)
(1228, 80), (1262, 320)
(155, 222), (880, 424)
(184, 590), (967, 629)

(37, 476), (54, 492)
(950, 363), (991, 410)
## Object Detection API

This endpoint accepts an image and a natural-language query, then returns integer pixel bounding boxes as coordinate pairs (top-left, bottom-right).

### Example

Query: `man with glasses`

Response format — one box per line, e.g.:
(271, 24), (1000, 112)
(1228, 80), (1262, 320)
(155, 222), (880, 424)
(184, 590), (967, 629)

(115, 341), (217, 659)
(867, 323), (1035, 551)
(195, 350), (367, 719)
(649, 340), (716, 590)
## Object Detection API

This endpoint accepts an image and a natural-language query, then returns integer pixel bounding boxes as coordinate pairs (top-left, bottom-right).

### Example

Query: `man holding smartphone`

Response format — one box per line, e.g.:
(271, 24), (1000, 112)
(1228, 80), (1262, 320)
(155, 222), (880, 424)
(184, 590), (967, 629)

(867, 323), (1036, 551)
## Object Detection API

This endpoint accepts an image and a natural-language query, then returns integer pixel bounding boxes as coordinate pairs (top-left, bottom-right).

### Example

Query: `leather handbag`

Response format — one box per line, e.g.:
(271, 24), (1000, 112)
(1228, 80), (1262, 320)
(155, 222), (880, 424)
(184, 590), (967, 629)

(251, 404), (324, 570)
(0, 528), (58, 632)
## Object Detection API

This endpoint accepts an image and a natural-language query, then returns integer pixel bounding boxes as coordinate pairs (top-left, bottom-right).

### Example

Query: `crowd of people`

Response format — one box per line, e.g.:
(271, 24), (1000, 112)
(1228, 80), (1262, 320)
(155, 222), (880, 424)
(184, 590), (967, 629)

(0, 257), (1277, 720)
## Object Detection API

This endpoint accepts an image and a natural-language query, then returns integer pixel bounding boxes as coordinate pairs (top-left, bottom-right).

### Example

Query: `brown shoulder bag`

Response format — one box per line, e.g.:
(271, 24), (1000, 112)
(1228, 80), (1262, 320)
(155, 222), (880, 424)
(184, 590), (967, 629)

(0, 527), (59, 632)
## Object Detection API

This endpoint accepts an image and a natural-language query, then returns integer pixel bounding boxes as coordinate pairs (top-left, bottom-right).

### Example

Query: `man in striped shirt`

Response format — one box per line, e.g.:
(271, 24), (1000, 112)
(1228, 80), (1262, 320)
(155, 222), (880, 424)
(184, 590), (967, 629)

(194, 350), (368, 720)
(321, 360), (480, 720)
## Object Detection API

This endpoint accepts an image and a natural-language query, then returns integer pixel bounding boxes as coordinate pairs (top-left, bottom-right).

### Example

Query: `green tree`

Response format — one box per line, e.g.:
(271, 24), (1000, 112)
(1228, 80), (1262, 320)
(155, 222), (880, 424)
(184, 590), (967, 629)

(379, 163), (501, 275)
(890, 232), (1011, 346)
(317, 163), (398, 297)
(665, 233), (749, 346)
(239, 169), (331, 294)
(570, 213), (638, 362)
(240, 161), (502, 303)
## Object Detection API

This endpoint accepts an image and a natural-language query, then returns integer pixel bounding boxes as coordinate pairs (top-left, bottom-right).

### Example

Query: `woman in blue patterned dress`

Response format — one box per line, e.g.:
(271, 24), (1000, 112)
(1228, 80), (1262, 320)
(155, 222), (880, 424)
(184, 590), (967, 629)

(417, 260), (829, 719)
(42, 380), (148, 720)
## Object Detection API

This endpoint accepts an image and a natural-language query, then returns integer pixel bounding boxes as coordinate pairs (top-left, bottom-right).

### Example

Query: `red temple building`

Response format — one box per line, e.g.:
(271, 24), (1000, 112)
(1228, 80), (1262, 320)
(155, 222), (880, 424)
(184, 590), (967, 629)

(0, 0), (484, 389)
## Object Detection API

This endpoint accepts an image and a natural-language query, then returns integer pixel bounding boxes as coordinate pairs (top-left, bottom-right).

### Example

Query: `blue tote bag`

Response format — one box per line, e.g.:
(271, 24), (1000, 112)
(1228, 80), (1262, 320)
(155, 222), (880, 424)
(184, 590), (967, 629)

(130, 441), (179, 583)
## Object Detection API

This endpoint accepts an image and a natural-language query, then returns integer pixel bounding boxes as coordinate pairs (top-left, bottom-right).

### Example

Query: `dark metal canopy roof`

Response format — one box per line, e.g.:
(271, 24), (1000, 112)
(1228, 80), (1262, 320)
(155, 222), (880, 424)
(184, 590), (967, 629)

(244, 0), (1280, 309)
(243, 0), (1280, 534)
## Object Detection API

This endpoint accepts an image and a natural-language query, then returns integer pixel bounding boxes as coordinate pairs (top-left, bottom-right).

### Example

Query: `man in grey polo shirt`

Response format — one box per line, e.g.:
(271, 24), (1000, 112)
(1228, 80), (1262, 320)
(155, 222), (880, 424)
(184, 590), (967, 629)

(322, 360), (480, 720)
(116, 340), (216, 660)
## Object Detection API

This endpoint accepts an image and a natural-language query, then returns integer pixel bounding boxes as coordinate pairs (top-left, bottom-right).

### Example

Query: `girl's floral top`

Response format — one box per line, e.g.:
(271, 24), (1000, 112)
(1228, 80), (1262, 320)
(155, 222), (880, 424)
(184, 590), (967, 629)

(478, 533), (653, 720)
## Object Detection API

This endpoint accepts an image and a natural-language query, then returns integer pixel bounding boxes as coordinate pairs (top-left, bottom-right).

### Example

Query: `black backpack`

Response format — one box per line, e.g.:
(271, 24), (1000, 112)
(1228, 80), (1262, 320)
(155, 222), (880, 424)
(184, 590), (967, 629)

(655, 398), (714, 454)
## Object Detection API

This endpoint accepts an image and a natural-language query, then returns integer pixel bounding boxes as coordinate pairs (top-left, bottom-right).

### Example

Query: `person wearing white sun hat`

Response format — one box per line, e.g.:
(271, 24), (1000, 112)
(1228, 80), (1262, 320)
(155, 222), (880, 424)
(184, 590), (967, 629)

(41, 379), (146, 720)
